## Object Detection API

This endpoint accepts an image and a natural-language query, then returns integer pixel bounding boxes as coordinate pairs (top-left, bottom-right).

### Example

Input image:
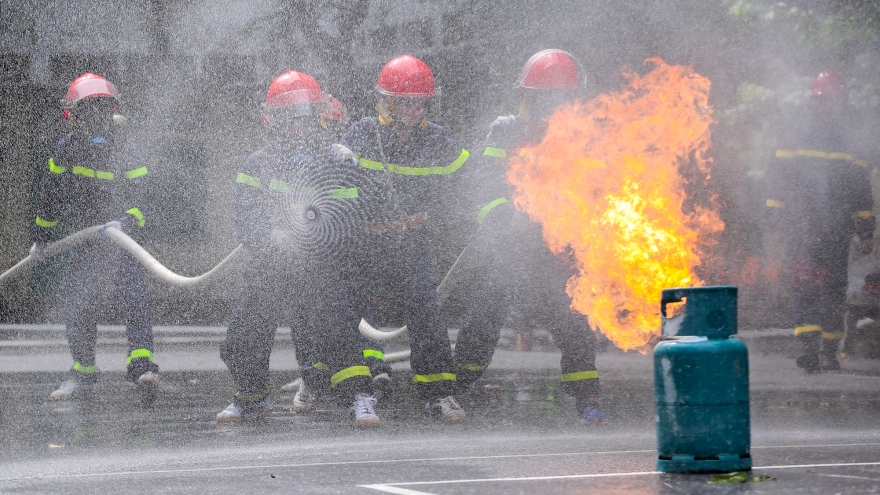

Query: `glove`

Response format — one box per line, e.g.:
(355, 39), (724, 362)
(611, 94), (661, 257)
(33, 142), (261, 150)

(98, 220), (122, 238)
(330, 143), (357, 166)
(29, 242), (47, 261)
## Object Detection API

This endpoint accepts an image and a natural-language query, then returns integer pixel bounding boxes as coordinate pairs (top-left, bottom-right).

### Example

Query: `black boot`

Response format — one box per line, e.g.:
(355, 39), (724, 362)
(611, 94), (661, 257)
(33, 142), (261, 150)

(821, 339), (841, 372)
(796, 333), (821, 373)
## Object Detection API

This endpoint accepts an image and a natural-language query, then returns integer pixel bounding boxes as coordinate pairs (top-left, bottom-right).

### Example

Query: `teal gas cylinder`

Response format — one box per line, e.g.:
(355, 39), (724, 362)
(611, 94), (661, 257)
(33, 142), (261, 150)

(654, 286), (751, 473)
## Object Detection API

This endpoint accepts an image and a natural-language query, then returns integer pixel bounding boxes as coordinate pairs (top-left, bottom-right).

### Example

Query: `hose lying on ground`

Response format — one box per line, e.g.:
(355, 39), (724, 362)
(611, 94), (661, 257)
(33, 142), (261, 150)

(356, 242), (475, 341)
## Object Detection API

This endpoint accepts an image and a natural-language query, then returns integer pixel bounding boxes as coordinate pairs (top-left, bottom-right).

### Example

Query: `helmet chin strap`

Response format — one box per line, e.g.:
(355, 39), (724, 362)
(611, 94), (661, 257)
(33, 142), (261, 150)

(377, 97), (428, 129)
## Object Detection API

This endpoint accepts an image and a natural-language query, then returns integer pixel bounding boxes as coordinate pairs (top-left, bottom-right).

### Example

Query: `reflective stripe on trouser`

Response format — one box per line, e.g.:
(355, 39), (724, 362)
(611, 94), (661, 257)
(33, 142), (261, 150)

(788, 228), (850, 347)
(311, 224), (456, 400)
(454, 223), (600, 400)
(62, 238), (154, 383)
(296, 255), (375, 405)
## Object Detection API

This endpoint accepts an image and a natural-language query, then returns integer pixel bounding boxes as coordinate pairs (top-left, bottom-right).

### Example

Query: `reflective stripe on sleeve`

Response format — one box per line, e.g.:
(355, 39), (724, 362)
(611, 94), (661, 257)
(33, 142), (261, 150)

(125, 166), (148, 179)
(766, 199), (784, 208)
(413, 373), (456, 383)
(354, 149), (470, 176)
(857, 210), (875, 219)
(73, 361), (98, 374)
(269, 179), (290, 192)
(776, 149), (869, 167)
(794, 324), (821, 336)
(126, 208), (146, 227)
(96, 171), (114, 180)
(311, 362), (329, 371)
(236, 173), (261, 188)
(330, 187), (359, 199)
(483, 147), (507, 158)
(477, 197), (509, 224)
(330, 365), (371, 387)
(821, 331), (844, 340)
(35, 216), (58, 228)
(48, 158), (66, 174)
(73, 166), (95, 177)
(363, 349), (385, 361)
(561, 370), (599, 382)
(126, 348), (153, 365)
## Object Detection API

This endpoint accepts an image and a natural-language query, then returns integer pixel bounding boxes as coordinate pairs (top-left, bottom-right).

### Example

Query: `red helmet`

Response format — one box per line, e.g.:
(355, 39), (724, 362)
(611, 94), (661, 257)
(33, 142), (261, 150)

(376, 55), (435, 98)
(518, 49), (580, 90)
(63, 73), (116, 119)
(65, 73), (116, 106)
(263, 71), (325, 117)
(812, 70), (846, 96)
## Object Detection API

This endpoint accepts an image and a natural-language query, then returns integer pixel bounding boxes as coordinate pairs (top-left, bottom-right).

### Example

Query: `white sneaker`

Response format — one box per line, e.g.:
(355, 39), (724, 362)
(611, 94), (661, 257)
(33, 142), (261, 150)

(349, 393), (380, 427)
(49, 380), (83, 400)
(137, 371), (160, 406)
(427, 396), (467, 422)
(215, 400), (272, 423)
(292, 380), (316, 414)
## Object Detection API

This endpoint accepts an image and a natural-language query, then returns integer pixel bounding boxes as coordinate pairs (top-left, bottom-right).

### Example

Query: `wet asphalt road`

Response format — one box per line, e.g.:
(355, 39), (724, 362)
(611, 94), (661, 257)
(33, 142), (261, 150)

(0, 333), (879, 494)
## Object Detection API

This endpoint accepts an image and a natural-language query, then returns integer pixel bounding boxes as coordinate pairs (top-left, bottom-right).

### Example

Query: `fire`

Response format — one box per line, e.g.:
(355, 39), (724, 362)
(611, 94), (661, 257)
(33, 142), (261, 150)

(506, 57), (724, 351)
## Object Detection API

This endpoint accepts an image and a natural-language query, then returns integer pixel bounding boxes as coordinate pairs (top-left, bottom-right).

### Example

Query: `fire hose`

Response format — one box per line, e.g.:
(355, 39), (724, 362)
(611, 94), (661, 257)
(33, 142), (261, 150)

(0, 224), (469, 350)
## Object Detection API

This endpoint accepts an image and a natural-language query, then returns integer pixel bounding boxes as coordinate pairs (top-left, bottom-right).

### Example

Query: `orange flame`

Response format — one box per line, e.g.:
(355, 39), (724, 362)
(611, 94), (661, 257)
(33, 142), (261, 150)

(506, 58), (724, 351)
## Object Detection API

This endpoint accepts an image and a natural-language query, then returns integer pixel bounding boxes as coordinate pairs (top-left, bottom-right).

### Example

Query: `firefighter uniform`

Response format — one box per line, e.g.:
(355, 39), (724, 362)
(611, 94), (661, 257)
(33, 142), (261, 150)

(453, 114), (602, 413)
(767, 120), (875, 371)
(33, 129), (158, 385)
(335, 115), (470, 401)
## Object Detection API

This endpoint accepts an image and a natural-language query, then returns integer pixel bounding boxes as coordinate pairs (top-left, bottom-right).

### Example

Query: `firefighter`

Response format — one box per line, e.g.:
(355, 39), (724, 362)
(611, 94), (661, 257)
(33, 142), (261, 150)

(32, 73), (159, 405)
(217, 71), (379, 426)
(766, 70), (875, 373)
(288, 93), (393, 415)
(329, 54), (471, 421)
(452, 49), (605, 423)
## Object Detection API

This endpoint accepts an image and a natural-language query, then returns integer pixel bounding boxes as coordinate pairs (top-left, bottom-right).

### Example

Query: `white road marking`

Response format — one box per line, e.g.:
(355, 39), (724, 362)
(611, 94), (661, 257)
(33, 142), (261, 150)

(360, 461), (880, 494)
(2, 442), (879, 482)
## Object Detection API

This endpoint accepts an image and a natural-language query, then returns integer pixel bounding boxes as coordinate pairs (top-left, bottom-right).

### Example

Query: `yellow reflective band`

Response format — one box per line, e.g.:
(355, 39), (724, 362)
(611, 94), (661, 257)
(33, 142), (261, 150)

(236, 173), (261, 188)
(73, 361), (98, 374)
(413, 373), (457, 383)
(235, 387), (271, 402)
(857, 210), (875, 219)
(35, 216), (58, 228)
(269, 179), (290, 192)
(794, 324), (822, 336)
(126, 348), (153, 365)
(776, 149), (869, 167)
(126, 208), (146, 227)
(478, 197), (509, 224)
(766, 199), (785, 208)
(73, 166), (95, 177)
(821, 331), (844, 340)
(96, 170), (114, 180)
(125, 166), (148, 179)
(48, 157), (66, 174)
(354, 149), (470, 176)
(561, 370), (599, 382)
(312, 362), (329, 370)
(330, 365), (371, 387)
(483, 147), (507, 158)
(458, 363), (489, 372)
(363, 349), (385, 361)
(330, 187), (359, 199)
